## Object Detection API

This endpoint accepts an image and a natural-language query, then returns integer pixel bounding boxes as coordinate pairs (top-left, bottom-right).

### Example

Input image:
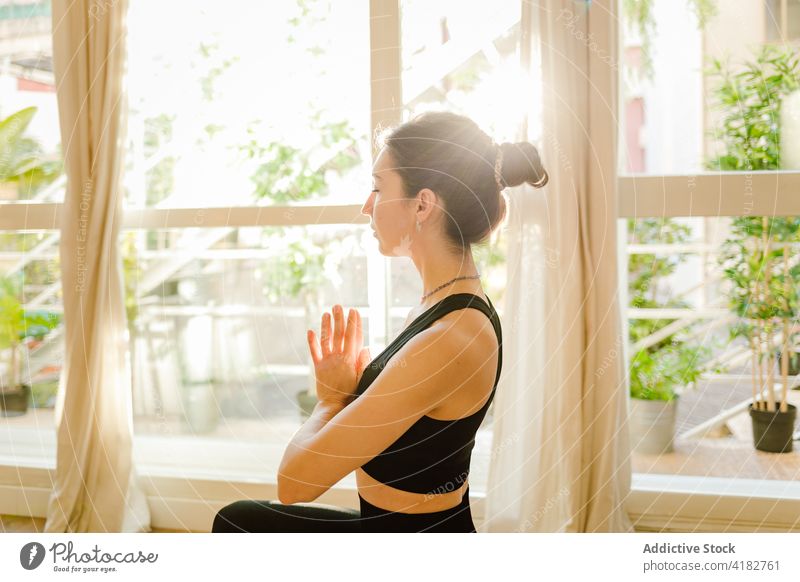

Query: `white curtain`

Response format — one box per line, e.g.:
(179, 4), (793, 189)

(481, 0), (634, 532)
(45, 0), (150, 532)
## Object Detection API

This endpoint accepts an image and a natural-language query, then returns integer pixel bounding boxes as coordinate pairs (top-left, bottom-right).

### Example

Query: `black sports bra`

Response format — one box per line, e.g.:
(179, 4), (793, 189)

(351, 292), (503, 495)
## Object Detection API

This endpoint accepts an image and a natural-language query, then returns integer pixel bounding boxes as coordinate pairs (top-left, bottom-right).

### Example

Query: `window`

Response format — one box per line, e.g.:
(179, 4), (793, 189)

(0, 1), (62, 468)
(620, 0), (800, 488)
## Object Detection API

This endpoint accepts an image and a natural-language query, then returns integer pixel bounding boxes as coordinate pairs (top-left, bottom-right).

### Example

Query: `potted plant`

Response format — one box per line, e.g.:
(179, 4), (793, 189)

(627, 218), (720, 454)
(718, 218), (800, 452)
(707, 44), (800, 453)
(0, 274), (61, 416)
(629, 341), (713, 454)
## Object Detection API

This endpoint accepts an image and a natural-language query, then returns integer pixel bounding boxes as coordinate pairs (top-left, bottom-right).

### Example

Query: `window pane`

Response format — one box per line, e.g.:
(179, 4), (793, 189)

(124, 0), (370, 209)
(627, 215), (800, 481)
(0, 230), (63, 461)
(400, 0), (530, 143)
(0, 0), (63, 204)
(620, 0), (800, 174)
(127, 224), (373, 439)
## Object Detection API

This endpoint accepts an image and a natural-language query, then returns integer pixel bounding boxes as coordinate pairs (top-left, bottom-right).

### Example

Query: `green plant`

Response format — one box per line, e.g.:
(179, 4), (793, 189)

(0, 105), (63, 393)
(0, 274), (61, 391)
(629, 342), (712, 401)
(238, 115), (360, 204)
(707, 44), (800, 413)
(717, 217), (800, 412)
(628, 218), (721, 401)
(0, 106), (62, 198)
(705, 44), (800, 171)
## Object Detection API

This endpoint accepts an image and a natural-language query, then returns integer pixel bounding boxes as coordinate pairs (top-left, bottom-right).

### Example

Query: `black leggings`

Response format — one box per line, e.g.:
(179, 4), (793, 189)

(212, 487), (476, 533)
(212, 499), (362, 533)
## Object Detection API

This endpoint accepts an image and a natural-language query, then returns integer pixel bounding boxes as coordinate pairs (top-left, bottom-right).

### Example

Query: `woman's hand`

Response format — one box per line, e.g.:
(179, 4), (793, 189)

(307, 305), (372, 407)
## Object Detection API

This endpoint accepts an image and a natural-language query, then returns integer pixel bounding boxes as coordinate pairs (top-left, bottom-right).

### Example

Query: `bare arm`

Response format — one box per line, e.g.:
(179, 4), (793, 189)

(277, 400), (346, 504)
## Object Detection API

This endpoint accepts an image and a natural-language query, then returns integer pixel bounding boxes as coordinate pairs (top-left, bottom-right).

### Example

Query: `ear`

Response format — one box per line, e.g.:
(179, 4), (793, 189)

(414, 188), (438, 222)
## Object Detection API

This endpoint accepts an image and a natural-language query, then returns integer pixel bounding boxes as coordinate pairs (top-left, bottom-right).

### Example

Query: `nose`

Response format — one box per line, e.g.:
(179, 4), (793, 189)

(361, 190), (375, 217)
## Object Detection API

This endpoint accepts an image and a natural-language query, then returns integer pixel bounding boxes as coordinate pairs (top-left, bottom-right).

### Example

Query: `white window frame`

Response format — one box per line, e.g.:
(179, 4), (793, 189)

(2, 0), (799, 532)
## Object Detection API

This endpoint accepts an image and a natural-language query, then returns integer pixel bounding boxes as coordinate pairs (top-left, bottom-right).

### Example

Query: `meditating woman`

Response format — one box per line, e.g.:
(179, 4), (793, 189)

(211, 111), (548, 533)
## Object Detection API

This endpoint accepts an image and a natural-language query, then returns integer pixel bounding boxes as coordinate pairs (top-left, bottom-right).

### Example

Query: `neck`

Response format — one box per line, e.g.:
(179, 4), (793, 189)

(412, 245), (481, 309)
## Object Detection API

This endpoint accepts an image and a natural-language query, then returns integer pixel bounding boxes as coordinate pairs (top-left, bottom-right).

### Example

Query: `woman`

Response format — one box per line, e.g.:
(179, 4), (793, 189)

(212, 111), (548, 533)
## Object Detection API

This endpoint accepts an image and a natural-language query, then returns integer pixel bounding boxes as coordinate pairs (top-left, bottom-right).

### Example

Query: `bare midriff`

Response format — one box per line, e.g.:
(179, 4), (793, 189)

(356, 467), (469, 513)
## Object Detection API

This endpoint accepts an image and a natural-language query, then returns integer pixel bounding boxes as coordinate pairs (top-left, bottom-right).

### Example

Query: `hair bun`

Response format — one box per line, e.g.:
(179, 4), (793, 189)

(498, 142), (549, 189)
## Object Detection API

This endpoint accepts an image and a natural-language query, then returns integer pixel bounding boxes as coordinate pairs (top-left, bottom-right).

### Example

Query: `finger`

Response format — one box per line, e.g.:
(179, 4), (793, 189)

(344, 308), (357, 357)
(332, 304), (344, 352)
(307, 329), (322, 365)
(355, 309), (363, 349)
(320, 311), (331, 356)
(358, 346), (371, 369)
(356, 346), (371, 383)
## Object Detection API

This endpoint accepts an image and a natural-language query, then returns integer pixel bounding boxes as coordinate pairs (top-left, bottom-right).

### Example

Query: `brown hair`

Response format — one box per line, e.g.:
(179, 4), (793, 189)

(376, 111), (548, 254)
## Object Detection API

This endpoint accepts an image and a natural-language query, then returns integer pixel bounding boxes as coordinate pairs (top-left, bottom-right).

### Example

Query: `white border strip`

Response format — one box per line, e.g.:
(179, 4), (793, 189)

(618, 171), (800, 217)
(3, 171), (800, 232)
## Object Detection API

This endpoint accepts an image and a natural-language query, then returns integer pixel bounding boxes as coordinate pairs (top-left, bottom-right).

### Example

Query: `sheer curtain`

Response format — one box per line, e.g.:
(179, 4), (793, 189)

(45, 0), (150, 532)
(481, 0), (633, 532)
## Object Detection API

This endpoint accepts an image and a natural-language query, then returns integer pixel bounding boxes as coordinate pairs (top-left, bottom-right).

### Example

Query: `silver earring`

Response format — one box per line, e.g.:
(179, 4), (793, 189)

(415, 220), (422, 232)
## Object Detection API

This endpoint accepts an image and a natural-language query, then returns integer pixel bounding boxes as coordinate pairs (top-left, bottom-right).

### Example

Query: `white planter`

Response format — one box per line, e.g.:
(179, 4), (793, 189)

(629, 396), (679, 455)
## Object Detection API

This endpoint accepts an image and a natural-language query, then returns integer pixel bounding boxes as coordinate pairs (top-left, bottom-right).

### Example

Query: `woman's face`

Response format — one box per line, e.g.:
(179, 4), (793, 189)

(361, 148), (416, 257)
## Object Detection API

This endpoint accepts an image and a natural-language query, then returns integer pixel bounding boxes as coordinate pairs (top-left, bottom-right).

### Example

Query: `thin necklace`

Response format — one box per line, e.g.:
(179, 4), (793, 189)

(421, 273), (481, 302)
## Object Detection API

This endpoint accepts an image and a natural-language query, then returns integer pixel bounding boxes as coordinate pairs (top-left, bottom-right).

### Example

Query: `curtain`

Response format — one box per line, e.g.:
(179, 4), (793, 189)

(45, 0), (150, 532)
(481, 0), (634, 532)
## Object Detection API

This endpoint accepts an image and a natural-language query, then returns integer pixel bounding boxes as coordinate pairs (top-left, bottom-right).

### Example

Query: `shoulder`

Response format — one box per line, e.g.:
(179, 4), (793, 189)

(410, 312), (496, 388)
(435, 304), (497, 348)
(394, 319), (477, 385)
(357, 320), (477, 409)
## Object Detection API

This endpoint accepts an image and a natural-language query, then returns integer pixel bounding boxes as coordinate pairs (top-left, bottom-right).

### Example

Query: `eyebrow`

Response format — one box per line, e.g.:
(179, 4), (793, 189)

(371, 174), (383, 181)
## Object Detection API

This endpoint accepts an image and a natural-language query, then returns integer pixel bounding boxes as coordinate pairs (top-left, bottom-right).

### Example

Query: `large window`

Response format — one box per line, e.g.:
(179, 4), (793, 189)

(620, 0), (800, 487)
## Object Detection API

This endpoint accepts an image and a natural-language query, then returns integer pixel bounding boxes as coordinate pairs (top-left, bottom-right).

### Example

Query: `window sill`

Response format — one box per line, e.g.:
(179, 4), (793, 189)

(2, 427), (799, 532)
